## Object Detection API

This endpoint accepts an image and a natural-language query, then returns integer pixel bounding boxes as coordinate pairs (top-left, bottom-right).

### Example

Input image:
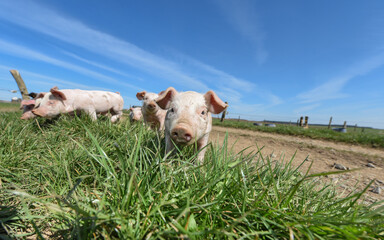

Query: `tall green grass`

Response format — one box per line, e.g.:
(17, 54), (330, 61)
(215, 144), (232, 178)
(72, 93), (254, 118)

(1, 112), (383, 239)
(213, 118), (384, 149)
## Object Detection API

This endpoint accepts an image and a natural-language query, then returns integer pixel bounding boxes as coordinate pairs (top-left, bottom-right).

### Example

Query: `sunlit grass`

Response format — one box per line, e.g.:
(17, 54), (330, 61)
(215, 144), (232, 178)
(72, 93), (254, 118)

(0, 112), (383, 239)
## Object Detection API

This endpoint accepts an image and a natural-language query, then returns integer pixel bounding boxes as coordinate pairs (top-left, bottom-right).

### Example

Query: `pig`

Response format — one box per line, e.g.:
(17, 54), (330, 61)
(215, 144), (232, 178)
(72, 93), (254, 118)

(155, 87), (228, 163)
(32, 87), (124, 123)
(20, 92), (46, 120)
(129, 106), (143, 122)
(136, 91), (167, 130)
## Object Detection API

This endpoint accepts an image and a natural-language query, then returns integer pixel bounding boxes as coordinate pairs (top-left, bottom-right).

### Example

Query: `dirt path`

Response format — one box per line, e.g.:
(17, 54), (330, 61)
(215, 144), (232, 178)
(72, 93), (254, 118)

(210, 126), (384, 203)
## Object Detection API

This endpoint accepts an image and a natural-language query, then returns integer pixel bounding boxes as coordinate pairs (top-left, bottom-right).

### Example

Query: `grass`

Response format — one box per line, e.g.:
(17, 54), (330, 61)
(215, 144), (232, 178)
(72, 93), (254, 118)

(0, 111), (383, 239)
(0, 101), (20, 112)
(213, 118), (384, 149)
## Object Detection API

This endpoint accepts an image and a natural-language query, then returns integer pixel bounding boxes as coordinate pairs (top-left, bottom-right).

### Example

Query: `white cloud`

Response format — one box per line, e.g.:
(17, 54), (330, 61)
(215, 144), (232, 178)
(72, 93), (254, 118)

(0, 0), (209, 91)
(0, 39), (141, 91)
(214, 0), (268, 64)
(297, 53), (384, 103)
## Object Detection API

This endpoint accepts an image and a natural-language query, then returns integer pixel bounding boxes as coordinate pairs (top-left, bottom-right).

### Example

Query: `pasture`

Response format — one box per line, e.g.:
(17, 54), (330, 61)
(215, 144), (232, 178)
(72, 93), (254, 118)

(213, 118), (384, 149)
(0, 107), (383, 239)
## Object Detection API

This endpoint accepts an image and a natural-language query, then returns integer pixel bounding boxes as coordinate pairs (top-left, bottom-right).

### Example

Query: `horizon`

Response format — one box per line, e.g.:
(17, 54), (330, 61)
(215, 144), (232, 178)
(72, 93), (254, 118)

(0, 0), (383, 129)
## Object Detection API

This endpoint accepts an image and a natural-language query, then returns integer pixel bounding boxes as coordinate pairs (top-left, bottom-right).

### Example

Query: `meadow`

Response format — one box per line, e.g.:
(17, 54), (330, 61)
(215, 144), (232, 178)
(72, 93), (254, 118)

(0, 109), (383, 239)
(213, 118), (384, 149)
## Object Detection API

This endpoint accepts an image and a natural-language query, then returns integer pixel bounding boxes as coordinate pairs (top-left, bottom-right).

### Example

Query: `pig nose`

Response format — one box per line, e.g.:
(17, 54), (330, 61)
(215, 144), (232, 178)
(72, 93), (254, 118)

(148, 102), (156, 109)
(171, 126), (193, 143)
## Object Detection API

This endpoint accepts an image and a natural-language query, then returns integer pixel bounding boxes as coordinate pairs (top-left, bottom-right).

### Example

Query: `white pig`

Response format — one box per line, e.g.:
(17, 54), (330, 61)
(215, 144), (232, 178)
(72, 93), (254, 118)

(155, 87), (228, 163)
(32, 87), (124, 122)
(136, 91), (167, 130)
(129, 106), (143, 122)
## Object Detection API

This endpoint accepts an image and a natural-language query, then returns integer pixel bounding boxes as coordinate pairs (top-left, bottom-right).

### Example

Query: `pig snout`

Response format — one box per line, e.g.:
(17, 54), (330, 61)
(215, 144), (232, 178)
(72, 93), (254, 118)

(31, 109), (43, 117)
(171, 125), (193, 144)
(147, 102), (157, 110)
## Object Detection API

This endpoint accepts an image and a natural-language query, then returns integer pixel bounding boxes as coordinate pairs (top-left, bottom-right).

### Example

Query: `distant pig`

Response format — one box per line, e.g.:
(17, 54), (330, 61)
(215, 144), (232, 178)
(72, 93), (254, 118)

(20, 93), (45, 120)
(136, 91), (167, 130)
(129, 106), (143, 122)
(156, 87), (228, 163)
(32, 87), (124, 122)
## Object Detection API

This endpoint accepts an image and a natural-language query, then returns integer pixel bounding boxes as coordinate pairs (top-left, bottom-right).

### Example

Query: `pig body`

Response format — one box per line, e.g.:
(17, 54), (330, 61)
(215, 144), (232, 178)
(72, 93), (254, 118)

(32, 87), (124, 122)
(129, 106), (143, 122)
(156, 87), (228, 163)
(136, 91), (167, 130)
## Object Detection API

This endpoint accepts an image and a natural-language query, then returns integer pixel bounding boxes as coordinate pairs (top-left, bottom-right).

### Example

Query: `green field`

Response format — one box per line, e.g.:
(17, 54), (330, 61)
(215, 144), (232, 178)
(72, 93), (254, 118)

(213, 118), (384, 149)
(1, 111), (383, 239)
(0, 101), (20, 112)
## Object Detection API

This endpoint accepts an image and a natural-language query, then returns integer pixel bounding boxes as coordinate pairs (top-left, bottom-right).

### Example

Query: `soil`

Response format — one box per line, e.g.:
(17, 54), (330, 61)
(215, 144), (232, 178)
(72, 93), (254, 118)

(210, 126), (384, 204)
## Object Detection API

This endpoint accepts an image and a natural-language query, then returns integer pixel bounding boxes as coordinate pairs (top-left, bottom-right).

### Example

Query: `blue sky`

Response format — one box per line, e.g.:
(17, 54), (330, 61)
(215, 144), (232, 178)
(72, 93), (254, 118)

(0, 0), (383, 128)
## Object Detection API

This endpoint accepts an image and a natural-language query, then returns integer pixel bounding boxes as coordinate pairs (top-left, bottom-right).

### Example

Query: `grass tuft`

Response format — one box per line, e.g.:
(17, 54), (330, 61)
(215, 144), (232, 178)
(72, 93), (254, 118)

(0, 112), (383, 239)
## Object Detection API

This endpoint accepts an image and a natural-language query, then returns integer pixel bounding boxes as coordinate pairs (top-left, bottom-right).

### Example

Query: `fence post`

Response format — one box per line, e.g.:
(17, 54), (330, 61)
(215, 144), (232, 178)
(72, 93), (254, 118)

(354, 124), (357, 132)
(220, 102), (228, 122)
(9, 70), (29, 100)
(299, 116), (303, 127)
(303, 116), (309, 128)
(328, 117), (333, 129)
(343, 121), (347, 129)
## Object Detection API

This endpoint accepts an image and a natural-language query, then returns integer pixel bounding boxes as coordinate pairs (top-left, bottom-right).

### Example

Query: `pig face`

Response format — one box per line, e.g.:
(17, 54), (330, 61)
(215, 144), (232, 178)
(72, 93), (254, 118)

(136, 91), (161, 114)
(156, 87), (227, 152)
(32, 87), (67, 119)
(20, 99), (36, 120)
(129, 107), (143, 121)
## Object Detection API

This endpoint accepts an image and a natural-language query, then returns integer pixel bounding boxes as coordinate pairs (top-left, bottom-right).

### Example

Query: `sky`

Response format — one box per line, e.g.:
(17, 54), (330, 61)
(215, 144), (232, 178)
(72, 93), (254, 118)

(0, 0), (383, 128)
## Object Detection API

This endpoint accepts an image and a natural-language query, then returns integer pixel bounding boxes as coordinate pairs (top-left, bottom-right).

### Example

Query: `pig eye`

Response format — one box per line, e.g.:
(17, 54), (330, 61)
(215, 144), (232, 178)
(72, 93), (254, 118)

(201, 110), (205, 115)
(169, 108), (174, 113)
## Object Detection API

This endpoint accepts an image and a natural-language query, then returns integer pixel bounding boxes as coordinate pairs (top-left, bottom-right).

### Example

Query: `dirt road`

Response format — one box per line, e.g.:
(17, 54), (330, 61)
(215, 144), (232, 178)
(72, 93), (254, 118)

(210, 126), (384, 203)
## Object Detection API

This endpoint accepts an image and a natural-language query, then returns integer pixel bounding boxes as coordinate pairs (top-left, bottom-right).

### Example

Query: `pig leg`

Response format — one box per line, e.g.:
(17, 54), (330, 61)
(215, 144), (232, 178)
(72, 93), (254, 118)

(87, 110), (97, 121)
(196, 133), (210, 163)
(111, 110), (122, 123)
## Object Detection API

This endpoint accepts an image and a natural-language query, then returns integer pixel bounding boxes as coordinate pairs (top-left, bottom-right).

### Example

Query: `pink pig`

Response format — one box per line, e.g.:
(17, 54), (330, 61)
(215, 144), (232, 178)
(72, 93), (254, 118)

(129, 106), (143, 122)
(32, 87), (124, 122)
(136, 91), (167, 130)
(156, 87), (228, 163)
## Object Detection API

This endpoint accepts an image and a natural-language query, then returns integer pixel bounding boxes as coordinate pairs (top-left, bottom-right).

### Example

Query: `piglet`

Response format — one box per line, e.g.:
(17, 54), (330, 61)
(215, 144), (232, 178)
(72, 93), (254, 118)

(156, 87), (228, 163)
(32, 87), (124, 122)
(129, 106), (143, 122)
(136, 91), (167, 130)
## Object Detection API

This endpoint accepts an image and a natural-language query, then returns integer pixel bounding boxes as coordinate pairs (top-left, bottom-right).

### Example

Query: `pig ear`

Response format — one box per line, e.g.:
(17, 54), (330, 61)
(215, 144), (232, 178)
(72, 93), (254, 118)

(204, 90), (228, 114)
(136, 91), (146, 100)
(156, 87), (177, 109)
(50, 87), (67, 100)
(35, 92), (45, 99)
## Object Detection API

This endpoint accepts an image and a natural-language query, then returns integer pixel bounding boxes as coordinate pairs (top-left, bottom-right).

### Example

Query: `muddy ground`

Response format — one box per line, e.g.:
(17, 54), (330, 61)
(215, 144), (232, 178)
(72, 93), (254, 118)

(210, 126), (384, 204)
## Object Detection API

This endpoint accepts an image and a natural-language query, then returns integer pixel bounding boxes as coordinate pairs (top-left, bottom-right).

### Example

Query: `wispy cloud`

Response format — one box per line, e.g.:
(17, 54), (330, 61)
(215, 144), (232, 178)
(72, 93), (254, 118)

(61, 50), (144, 82)
(0, 39), (141, 91)
(297, 53), (384, 103)
(214, 0), (268, 64)
(0, 0), (209, 91)
(0, 64), (111, 91)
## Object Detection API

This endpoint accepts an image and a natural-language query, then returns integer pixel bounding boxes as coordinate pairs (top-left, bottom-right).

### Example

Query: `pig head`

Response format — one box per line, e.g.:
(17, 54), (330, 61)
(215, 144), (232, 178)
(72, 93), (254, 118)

(32, 87), (124, 122)
(136, 91), (167, 130)
(129, 106), (143, 122)
(156, 87), (228, 163)
(20, 93), (46, 120)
